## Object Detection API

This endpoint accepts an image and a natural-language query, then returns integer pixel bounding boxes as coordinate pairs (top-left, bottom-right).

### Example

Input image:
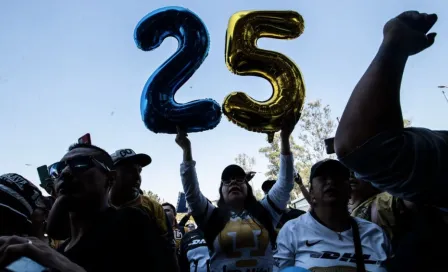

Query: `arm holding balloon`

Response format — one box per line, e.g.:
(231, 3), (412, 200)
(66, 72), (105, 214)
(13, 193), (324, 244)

(176, 127), (215, 227)
(261, 113), (296, 225)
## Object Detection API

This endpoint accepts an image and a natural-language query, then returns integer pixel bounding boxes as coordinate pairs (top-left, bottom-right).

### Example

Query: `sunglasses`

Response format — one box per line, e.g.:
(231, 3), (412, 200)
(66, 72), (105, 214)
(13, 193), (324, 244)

(221, 178), (246, 186)
(49, 156), (110, 179)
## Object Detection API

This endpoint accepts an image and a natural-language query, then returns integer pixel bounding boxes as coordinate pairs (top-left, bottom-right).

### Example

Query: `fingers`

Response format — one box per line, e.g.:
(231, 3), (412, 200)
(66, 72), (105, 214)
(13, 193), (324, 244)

(398, 11), (438, 34)
(0, 244), (30, 267)
(426, 32), (437, 47)
(176, 126), (188, 138)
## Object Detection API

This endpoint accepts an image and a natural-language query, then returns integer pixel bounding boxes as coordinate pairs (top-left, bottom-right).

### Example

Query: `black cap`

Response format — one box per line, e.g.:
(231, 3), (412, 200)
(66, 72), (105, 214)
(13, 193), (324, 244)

(0, 173), (44, 222)
(309, 159), (350, 182)
(261, 180), (276, 193)
(221, 165), (255, 182)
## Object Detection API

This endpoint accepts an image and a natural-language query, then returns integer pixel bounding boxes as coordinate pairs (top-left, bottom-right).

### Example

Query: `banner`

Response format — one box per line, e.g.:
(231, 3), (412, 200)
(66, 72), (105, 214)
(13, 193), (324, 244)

(176, 192), (188, 213)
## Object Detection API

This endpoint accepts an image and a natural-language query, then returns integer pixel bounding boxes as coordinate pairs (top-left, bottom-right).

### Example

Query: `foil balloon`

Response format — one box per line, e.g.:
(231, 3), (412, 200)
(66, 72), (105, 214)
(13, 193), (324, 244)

(223, 11), (306, 142)
(135, 6), (222, 134)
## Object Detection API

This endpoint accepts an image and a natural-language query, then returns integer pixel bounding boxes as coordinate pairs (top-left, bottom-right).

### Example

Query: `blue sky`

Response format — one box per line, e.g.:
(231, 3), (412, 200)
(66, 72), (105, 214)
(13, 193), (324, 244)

(0, 0), (447, 205)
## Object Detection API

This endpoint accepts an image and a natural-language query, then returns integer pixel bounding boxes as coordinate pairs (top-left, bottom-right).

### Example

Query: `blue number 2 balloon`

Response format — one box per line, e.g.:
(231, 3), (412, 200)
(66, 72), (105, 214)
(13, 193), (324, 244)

(134, 7), (222, 134)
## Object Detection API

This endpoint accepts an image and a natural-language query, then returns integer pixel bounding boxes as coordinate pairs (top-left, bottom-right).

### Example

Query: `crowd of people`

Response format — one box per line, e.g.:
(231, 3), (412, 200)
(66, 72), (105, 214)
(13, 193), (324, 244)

(0, 10), (447, 272)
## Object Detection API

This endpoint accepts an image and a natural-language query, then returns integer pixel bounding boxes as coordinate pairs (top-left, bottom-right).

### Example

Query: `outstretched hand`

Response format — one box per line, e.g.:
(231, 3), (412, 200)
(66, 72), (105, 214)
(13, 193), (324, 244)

(175, 126), (191, 151)
(280, 110), (297, 140)
(383, 11), (438, 56)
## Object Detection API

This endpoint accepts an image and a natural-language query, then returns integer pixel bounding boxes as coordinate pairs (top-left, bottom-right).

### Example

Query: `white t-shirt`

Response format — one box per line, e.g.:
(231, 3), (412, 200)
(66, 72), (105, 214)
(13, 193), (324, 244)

(274, 212), (392, 272)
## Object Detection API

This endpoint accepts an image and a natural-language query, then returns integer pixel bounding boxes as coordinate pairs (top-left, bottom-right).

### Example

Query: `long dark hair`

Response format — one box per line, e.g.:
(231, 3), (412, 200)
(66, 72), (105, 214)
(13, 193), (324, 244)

(202, 181), (277, 250)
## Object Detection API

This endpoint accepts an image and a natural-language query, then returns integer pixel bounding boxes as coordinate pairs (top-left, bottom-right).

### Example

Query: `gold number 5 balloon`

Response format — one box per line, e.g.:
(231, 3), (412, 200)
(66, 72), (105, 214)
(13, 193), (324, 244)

(223, 11), (306, 142)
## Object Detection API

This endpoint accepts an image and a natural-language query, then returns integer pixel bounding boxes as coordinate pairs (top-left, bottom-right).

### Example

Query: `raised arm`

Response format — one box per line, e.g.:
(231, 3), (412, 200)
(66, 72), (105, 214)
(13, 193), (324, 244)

(295, 172), (311, 205)
(335, 11), (437, 157)
(176, 127), (214, 226)
(261, 114), (296, 223)
(334, 12), (446, 206)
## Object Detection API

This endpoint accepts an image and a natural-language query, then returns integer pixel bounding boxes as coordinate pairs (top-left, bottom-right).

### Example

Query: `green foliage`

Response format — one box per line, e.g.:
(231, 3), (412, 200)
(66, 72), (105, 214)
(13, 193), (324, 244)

(234, 153), (256, 172)
(403, 119), (412, 128)
(258, 100), (411, 199)
(142, 189), (161, 203)
(259, 100), (336, 197)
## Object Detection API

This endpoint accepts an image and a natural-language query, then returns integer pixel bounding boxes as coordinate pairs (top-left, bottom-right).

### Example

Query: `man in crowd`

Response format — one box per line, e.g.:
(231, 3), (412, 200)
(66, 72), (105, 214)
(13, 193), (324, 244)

(335, 11), (446, 208)
(0, 144), (171, 271)
(179, 226), (210, 272)
(163, 202), (185, 251)
(109, 148), (178, 271)
(335, 11), (448, 271)
(274, 159), (391, 271)
(0, 173), (48, 240)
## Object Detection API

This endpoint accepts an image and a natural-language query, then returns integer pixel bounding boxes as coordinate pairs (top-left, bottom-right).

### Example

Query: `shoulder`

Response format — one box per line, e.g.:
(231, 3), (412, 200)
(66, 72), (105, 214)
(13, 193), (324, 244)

(354, 216), (387, 236)
(280, 212), (309, 233)
(140, 195), (165, 216)
(115, 206), (157, 230)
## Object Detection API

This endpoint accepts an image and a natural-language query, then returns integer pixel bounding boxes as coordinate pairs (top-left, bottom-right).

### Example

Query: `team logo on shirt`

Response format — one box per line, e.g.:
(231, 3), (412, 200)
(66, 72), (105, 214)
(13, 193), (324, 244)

(218, 218), (270, 268)
(310, 251), (382, 265)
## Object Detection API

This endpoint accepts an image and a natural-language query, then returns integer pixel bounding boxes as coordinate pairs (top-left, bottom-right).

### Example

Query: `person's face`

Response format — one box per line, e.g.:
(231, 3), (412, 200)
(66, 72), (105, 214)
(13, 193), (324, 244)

(221, 177), (248, 206)
(187, 223), (195, 231)
(311, 172), (350, 207)
(111, 163), (142, 197)
(163, 205), (175, 225)
(54, 147), (113, 212)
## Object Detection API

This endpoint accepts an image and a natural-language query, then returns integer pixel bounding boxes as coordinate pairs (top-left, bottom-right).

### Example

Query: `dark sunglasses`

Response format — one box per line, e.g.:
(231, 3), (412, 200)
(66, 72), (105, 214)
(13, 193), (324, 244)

(49, 156), (110, 178)
(221, 178), (246, 186)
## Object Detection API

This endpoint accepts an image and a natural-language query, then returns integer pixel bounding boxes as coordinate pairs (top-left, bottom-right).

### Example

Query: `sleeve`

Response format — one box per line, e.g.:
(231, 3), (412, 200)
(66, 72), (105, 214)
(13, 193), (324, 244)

(122, 208), (179, 272)
(179, 214), (191, 228)
(338, 127), (448, 207)
(273, 221), (296, 271)
(260, 154), (294, 226)
(180, 161), (215, 226)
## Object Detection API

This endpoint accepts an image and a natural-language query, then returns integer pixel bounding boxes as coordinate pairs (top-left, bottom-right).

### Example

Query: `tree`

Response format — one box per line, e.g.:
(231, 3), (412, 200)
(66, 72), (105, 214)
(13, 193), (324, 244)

(142, 189), (161, 203)
(234, 153), (256, 172)
(258, 134), (301, 180)
(259, 100), (336, 197)
(259, 99), (413, 199)
(403, 119), (412, 128)
(234, 153), (265, 199)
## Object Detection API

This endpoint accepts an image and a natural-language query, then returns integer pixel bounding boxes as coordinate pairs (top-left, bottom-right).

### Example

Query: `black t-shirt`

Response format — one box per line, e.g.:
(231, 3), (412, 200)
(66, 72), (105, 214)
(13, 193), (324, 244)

(57, 207), (168, 272)
(277, 208), (305, 229)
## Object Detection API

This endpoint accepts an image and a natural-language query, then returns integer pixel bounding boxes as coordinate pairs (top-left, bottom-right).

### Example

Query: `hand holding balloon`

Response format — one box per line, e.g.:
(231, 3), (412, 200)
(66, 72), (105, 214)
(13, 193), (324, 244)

(223, 10), (306, 142)
(135, 7), (222, 134)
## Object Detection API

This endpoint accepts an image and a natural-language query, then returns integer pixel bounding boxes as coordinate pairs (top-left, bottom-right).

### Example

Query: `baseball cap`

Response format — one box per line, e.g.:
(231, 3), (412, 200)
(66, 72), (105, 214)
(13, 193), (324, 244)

(110, 149), (152, 167)
(221, 165), (255, 182)
(0, 173), (44, 222)
(309, 159), (350, 182)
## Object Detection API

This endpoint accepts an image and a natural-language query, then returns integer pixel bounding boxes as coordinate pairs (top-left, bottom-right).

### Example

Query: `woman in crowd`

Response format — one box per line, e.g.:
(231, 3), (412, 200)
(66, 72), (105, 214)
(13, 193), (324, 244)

(274, 159), (392, 272)
(175, 116), (296, 272)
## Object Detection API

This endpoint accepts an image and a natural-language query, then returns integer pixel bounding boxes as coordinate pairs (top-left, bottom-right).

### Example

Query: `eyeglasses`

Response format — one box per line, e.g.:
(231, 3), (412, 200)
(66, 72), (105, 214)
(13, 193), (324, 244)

(49, 156), (110, 179)
(221, 178), (246, 186)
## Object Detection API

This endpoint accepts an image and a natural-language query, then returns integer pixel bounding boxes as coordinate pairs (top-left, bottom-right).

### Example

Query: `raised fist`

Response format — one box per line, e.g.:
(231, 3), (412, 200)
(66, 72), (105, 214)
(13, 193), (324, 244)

(383, 11), (437, 56)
